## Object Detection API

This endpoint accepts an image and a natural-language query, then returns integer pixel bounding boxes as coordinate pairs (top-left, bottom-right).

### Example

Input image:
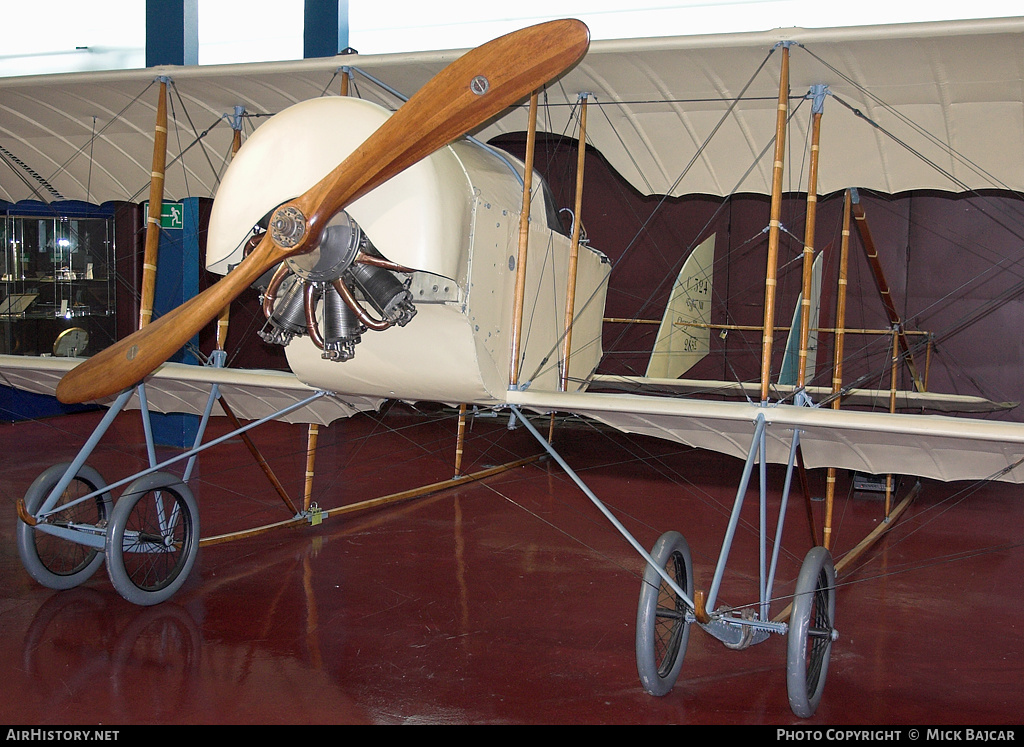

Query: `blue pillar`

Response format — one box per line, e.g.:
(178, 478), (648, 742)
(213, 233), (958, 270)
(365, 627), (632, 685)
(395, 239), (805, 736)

(150, 197), (201, 448)
(304, 0), (350, 58)
(146, 0), (199, 67)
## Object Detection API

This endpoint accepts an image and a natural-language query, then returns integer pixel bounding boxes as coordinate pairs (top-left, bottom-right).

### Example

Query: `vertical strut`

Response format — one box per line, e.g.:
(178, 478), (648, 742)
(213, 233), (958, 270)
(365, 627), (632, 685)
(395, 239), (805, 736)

(759, 45), (790, 403)
(886, 326), (898, 517)
(215, 109), (244, 351)
(560, 93), (589, 392)
(823, 190), (853, 550)
(794, 86), (825, 548)
(509, 92), (539, 389)
(454, 403), (468, 477)
(139, 78), (168, 330)
(797, 88), (824, 389)
(303, 424), (319, 513)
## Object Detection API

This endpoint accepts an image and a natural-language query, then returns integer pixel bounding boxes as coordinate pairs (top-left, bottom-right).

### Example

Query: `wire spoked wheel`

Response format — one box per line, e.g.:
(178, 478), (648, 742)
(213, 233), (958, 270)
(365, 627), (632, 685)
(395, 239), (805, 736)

(635, 530), (694, 696)
(17, 463), (113, 590)
(105, 472), (199, 606)
(786, 546), (837, 718)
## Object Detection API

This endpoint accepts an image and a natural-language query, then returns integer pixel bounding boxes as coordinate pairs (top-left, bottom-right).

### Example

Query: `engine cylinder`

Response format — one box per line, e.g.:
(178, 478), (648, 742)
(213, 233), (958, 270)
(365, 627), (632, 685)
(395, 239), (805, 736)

(259, 275), (308, 346)
(321, 284), (363, 361)
(347, 263), (417, 326)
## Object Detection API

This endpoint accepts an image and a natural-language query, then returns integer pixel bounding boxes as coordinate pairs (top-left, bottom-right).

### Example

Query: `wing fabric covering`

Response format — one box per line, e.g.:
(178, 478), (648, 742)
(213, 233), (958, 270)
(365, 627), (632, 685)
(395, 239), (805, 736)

(509, 389), (1024, 484)
(7, 19), (1024, 206)
(0, 356), (377, 425)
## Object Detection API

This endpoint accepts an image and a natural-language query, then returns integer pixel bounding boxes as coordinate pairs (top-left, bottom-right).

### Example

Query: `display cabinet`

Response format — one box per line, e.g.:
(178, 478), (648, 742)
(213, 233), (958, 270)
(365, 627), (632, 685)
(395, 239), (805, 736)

(0, 209), (116, 357)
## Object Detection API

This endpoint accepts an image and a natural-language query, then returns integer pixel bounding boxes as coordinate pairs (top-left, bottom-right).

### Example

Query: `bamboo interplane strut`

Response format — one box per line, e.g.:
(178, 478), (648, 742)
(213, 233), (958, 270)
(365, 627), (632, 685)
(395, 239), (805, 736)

(759, 45), (790, 403)
(510, 93), (538, 388)
(560, 93), (589, 393)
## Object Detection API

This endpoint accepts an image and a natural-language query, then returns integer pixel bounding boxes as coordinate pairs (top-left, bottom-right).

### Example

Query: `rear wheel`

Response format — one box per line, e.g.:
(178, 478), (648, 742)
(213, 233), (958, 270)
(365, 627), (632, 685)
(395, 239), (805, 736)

(636, 531), (693, 696)
(17, 463), (112, 590)
(786, 546), (837, 718)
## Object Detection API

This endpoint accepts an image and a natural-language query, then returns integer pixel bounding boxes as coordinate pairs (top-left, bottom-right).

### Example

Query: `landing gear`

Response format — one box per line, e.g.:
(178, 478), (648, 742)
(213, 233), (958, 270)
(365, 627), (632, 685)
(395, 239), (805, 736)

(104, 472), (200, 607)
(17, 463), (112, 590)
(635, 531), (694, 696)
(786, 546), (837, 718)
(513, 405), (848, 717)
(15, 380), (331, 609)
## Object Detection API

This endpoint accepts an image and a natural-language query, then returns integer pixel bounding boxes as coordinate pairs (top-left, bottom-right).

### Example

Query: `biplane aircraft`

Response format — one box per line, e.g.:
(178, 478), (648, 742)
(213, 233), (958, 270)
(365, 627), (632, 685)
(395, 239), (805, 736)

(5, 16), (1024, 719)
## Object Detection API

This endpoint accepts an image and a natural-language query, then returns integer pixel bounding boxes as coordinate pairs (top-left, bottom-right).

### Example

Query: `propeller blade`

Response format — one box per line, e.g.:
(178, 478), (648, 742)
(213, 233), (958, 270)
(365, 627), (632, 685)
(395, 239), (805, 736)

(56, 19), (590, 404)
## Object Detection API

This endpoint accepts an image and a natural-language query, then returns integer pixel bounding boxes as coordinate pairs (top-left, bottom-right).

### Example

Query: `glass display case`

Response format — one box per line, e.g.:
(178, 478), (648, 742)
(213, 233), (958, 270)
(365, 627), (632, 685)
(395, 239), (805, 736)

(0, 210), (116, 357)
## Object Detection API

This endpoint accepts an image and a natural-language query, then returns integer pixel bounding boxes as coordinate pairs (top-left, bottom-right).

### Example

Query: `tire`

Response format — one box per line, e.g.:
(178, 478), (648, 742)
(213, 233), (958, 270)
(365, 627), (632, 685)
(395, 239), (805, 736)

(636, 530), (694, 696)
(105, 472), (199, 606)
(786, 546), (837, 718)
(17, 463), (113, 590)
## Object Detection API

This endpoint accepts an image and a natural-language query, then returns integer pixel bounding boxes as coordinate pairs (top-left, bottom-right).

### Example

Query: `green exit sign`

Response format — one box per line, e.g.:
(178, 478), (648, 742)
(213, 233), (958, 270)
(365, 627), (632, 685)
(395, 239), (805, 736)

(143, 201), (184, 229)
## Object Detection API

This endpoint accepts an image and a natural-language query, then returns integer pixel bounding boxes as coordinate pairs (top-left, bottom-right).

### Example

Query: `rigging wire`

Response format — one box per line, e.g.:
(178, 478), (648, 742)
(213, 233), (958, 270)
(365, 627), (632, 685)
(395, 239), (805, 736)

(568, 39), (1024, 410)
(86, 116), (96, 205)
(522, 48), (798, 388)
(797, 44), (1018, 195)
(42, 79), (157, 199)
(792, 46), (1024, 387)
(7, 40), (1024, 620)
(562, 100), (812, 392)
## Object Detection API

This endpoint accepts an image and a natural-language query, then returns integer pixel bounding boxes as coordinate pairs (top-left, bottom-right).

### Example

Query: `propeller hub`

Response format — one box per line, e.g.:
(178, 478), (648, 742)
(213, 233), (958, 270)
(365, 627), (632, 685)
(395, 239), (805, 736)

(271, 205), (307, 248)
(286, 211), (363, 282)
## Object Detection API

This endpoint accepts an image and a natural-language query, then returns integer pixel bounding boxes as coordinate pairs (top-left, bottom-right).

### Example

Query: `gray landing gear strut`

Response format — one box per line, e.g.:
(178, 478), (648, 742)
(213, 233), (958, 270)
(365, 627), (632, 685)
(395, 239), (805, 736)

(510, 406), (838, 718)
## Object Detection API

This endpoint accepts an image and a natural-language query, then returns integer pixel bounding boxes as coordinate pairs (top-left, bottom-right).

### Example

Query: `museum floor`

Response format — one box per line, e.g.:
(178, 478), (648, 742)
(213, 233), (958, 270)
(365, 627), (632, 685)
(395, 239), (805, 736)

(1, 402), (1022, 725)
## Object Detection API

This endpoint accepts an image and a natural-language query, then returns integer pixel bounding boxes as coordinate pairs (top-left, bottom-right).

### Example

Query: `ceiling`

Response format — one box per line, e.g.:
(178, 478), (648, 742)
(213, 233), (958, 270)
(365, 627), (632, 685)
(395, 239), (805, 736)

(2, 15), (1024, 206)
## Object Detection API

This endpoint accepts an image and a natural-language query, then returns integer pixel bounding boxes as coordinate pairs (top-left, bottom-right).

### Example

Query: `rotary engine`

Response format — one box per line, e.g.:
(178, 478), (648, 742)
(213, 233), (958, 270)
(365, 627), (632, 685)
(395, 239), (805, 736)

(257, 210), (417, 362)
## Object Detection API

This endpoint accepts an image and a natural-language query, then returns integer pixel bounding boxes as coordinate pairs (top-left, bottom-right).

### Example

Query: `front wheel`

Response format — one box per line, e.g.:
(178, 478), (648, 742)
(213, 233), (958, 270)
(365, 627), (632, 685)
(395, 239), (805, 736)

(105, 472), (199, 606)
(636, 531), (694, 696)
(17, 463), (113, 590)
(786, 546), (837, 718)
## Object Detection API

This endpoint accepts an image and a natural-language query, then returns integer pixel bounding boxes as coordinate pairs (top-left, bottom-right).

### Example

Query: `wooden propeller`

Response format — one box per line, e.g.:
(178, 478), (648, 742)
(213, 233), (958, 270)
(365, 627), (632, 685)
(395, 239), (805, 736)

(56, 19), (590, 405)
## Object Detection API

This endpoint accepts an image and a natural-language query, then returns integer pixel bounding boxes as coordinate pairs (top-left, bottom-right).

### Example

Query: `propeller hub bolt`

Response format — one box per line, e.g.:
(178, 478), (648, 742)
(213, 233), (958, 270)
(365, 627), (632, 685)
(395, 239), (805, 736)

(271, 206), (307, 248)
(470, 75), (490, 96)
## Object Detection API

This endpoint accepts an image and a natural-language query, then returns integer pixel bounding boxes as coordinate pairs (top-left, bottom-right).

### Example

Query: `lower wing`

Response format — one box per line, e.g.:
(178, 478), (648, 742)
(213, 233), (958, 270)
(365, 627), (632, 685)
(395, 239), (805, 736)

(0, 354), (380, 425)
(509, 388), (1024, 484)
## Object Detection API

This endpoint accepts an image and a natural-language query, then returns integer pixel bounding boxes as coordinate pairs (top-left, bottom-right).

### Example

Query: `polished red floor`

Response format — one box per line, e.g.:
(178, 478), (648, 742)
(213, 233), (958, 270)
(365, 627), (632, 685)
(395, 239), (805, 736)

(1, 403), (1023, 725)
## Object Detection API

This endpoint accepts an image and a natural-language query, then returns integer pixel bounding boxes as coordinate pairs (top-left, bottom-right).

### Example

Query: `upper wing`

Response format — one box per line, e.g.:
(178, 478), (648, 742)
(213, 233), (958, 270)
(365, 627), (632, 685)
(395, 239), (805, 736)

(5, 17), (1024, 205)
(0, 354), (380, 425)
(509, 388), (1024, 484)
